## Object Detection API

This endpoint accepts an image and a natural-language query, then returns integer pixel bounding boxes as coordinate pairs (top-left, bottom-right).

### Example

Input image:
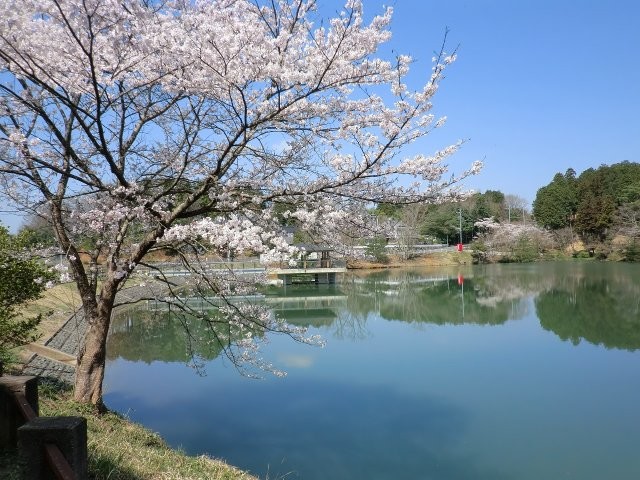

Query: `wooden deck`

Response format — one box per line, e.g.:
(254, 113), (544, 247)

(269, 267), (347, 275)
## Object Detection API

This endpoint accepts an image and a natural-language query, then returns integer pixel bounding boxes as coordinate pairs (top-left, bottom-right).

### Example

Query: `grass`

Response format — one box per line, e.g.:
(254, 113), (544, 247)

(20, 282), (82, 341)
(0, 450), (21, 480)
(348, 250), (473, 269)
(1, 380), (258, 480)
(8, 282), (82, 367)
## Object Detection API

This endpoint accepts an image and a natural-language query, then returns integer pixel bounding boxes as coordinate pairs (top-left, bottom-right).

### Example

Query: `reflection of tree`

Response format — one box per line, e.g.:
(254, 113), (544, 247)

(107, 308), (227, 364)
(330, 311), (372, 341)
(535, 275), (640, 350)
(342, 267), (536, 327)
(349, 264), (640, 350)
(377, 280), (515, 326)
(109, 264), (640, 358)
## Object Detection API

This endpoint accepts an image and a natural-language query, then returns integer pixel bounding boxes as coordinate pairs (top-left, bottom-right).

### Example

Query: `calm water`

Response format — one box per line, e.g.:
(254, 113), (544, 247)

(104, 262), (640, 480)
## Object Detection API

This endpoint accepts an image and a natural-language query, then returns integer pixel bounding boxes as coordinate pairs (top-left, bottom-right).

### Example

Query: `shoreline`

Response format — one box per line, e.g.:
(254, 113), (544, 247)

(20, 251), (474, 382)
(21, 280), (173, 383)
(347, 250), (473, 269)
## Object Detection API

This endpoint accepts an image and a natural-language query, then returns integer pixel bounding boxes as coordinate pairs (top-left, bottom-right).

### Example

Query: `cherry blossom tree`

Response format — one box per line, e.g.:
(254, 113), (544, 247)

(474, 218), (551, 262)
(0, 0), (480, 407)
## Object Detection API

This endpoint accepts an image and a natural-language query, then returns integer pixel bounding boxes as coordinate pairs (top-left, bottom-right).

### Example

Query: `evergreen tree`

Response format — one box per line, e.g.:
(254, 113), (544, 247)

(575, 173), (616, 241)
(532, 170), (578, 229)
(0, 224), (54, 366)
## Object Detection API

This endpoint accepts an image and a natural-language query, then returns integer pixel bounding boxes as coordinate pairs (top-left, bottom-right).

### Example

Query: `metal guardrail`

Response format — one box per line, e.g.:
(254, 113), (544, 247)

(133, 260), (266, 277)
(133, 259), (350, 276)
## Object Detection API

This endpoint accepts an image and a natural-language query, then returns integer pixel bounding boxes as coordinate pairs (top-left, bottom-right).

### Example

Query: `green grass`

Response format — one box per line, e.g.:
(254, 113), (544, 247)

(7, 282), (82, 368)
(2, 380), (258, 480)
(19, 282), (82, 341)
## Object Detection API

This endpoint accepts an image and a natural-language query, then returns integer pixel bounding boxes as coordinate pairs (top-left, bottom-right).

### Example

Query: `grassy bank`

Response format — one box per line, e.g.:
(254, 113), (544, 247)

(11, 282), (82, 366)
(2, 380), (257, 480)
(347, 250), (473, 269)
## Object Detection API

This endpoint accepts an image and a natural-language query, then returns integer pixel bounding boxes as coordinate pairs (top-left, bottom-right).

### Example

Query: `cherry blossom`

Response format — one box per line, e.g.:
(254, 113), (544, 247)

(0, 0), (480, 406)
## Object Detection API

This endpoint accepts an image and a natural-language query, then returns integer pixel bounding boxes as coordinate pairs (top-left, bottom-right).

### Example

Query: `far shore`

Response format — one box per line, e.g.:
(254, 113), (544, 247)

(347, 250), (473, 269)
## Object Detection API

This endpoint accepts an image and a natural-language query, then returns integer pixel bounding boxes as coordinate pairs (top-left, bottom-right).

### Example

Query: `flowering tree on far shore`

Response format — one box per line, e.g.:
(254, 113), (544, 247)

(473, 218), (551, 262)
(0, 0), (480, 408)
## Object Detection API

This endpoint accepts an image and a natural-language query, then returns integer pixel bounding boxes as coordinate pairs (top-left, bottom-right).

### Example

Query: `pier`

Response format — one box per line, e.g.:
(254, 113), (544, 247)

(268, 244), (347, 285)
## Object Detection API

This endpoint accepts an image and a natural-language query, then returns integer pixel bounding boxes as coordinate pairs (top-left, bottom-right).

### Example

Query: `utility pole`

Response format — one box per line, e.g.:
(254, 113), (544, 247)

(458, 208), (463, 244)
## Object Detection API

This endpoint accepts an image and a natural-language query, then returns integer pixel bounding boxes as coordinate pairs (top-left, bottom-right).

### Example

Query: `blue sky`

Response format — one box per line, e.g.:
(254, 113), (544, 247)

(1, 0), (638, 231)
(368, 0), (640, 204)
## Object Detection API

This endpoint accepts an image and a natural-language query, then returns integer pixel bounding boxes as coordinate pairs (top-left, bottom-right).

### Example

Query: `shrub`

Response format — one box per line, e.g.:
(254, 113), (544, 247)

(623, 239), (640, 262)
(365, 237), (389, 264)
(0, 224), (54, 366)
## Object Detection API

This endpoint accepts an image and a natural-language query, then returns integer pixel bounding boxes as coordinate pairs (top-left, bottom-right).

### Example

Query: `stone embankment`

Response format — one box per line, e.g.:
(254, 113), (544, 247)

(22, 282), (168, 384)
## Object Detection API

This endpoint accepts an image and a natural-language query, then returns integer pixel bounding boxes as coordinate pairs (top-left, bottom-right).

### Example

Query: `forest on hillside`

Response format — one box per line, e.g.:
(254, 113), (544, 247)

(532, 161), (640, 254)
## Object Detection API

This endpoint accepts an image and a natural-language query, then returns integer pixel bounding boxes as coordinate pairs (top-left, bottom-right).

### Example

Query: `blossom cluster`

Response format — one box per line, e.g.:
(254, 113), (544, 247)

(0, 0), (483, 379)
(474, 217), (552, 250)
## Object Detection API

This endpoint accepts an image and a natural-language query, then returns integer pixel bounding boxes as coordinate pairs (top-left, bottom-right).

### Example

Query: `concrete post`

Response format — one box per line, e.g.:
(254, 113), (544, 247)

(0, 376), (39, 448)
(18, 416), (88, 480)
(316, 273), (330, 284)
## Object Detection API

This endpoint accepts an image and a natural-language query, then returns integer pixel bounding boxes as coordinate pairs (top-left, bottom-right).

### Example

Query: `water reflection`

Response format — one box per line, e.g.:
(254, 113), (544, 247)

(534, 265), (640, 349)
(107, 308), (228, 364)
(105, 262), (640, 480)
(108, 262), (640, 364)
(342, 263), (640, 351)
(342, 269), (526, 327)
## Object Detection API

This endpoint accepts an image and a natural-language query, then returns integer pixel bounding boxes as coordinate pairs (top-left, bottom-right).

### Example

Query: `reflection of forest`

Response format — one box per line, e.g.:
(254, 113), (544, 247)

(342, 263), (640, 351)
(107, 308), (228, 363)
(107, 263), (640, 364)
(534, 263), (640, 350)
(342, 267), (535, 327)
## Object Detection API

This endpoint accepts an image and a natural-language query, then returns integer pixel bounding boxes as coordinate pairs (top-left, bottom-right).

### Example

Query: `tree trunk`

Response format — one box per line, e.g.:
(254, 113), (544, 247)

(73, 281), (118, 410)
(73, 313), (110, 410)
(70, 237), (151, 408)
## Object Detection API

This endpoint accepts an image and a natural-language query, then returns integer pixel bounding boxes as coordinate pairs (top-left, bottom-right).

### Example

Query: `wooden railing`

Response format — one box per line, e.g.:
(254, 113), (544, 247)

(0, 365), (87, 479)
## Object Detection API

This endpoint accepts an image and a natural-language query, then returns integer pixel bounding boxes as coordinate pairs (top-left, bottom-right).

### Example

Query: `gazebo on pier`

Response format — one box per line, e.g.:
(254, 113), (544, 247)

(268, 244), (347, 285)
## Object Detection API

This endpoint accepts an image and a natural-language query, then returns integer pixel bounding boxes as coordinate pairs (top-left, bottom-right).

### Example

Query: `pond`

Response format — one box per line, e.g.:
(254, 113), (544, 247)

(104, 261), (640, 480)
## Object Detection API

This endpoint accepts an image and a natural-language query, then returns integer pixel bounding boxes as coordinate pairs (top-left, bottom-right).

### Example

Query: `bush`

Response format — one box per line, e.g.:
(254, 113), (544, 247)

(365, 237), (389, 264)
(469, 239), (489, 264)
(623, 239), (640, 262)
(0, 224), (54, 366)
(510, 236), (539, 263)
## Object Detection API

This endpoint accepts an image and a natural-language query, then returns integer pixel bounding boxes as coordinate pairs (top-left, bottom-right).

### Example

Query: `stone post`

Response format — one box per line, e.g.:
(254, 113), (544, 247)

(18, 416), (88, 480)
(0, 375), (39, 448)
